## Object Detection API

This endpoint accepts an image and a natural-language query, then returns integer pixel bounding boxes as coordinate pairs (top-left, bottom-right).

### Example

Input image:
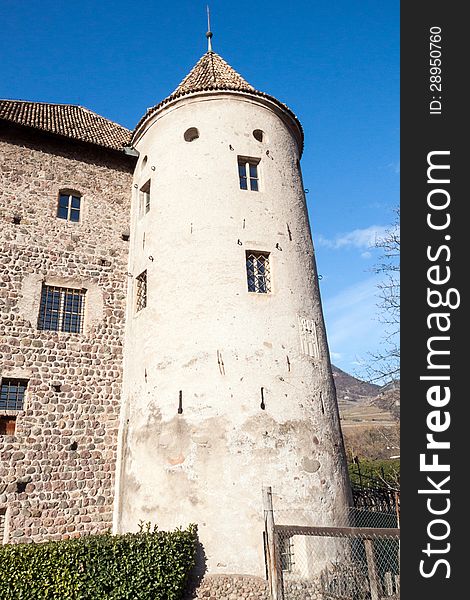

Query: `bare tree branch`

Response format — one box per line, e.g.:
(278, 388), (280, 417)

(366, 207), (400, 384)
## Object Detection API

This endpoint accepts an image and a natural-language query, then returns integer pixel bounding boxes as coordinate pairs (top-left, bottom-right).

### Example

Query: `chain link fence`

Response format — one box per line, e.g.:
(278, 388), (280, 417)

(263, 492), (399, 600)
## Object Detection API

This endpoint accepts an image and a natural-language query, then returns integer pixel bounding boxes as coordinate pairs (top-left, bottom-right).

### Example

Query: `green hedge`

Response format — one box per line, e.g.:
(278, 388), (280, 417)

(0, 523), (197, 600)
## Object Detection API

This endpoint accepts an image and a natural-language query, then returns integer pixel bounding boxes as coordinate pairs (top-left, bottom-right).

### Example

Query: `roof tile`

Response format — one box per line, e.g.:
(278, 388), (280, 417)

(133, 51), (304, 153)
(0, 100), (131, 151)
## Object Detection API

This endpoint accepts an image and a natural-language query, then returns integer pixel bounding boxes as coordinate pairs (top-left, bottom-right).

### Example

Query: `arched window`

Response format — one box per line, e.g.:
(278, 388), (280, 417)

(57, 191), (82, 222)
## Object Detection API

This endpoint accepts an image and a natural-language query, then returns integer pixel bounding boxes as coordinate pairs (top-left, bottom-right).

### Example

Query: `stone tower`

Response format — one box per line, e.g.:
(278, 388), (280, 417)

(114, 48), (351, 577)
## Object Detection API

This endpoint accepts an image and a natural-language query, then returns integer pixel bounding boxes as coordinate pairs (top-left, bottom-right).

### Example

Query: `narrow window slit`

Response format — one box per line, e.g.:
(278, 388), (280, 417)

(286, 356), (291, 372)
(217, 350), (225, 375)
(178, 390), (183, 414)
(320, 392), (325, 414)
(287, 223), (292, 241)
(135, 271), (147, 313)
(260, 387), (265, 410)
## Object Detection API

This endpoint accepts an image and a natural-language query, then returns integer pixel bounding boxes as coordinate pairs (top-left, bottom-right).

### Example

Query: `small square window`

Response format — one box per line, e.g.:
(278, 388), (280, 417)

(0, 378), (28, 412)
(136, 270), (147, 312)
(38, 285), (86, 333)
(57, 192), (82, 222)
(140, 180), (151, 216)
(246, 251), (271, 293)
(238, 157), (260, 191)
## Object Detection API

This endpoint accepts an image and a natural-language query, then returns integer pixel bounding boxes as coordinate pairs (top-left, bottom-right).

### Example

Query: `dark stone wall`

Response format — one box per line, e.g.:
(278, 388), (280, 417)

(0, 127), (134, 543)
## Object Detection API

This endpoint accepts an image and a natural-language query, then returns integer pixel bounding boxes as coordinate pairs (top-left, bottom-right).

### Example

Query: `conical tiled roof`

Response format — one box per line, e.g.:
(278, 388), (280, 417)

(133, 51), (304, 154)
(171, 51), (255, 96)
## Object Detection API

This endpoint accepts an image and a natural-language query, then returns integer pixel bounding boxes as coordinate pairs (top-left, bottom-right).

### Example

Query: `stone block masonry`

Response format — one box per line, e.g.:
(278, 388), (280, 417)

(0, 126), (134, 543)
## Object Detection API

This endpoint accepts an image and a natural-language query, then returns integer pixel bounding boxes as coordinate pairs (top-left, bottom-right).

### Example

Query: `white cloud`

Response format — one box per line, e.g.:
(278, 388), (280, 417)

(330, 351), (342, 361)
(317, 225), (389, 251)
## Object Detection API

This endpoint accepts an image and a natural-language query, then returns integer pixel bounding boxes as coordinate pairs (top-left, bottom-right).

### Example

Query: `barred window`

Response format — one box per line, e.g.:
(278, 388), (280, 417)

(246, 251), (271, 293)
(57, 192), (81, 222)
(280, 535), (294, 572)
(0, 508), (6, 543)
(38, 285), (86, 333)
(238, 157), (260, 191)
(0, 378), (28, 412)
(140, 180), (151, 216)
(136, 270), (147, 312)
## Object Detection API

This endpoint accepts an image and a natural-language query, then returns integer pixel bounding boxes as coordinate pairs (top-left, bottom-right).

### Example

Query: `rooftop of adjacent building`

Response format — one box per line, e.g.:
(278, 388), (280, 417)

(0, 99), (132, 152)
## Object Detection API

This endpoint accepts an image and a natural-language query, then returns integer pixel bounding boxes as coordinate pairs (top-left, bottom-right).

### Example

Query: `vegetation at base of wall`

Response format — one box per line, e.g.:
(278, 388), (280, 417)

(348, 458), (400, 488)
(0, 523), (197, 600)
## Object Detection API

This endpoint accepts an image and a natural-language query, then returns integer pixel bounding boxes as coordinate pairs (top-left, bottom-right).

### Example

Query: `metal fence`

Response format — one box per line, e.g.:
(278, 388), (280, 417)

(263, 488), (400, 600)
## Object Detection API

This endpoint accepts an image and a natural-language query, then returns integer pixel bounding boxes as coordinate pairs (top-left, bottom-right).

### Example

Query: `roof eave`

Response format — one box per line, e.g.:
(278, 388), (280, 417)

(132, 88), (304, 156)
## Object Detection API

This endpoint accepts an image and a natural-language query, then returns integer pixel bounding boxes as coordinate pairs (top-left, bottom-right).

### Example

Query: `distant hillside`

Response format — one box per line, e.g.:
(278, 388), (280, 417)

(372, 381), (400, 420)
(332, 365), (380, 402)
(332, 366), (400, 459)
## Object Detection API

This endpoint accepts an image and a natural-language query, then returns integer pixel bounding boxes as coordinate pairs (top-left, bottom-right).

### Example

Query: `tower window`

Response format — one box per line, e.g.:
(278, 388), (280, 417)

(135, 270), (147, 313)
(280, 535), (295, 572)
(246, 251), (271, 293)
(57, 192), (81, 222)
(238, 157), (260, 191)
(38, 285), (86, 333)
(139, 180), (151, 216)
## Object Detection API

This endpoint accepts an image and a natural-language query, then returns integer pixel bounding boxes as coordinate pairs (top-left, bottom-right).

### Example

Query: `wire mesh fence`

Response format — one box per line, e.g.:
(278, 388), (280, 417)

(276, 524), (399, 600)
(264, 498), (399, 600)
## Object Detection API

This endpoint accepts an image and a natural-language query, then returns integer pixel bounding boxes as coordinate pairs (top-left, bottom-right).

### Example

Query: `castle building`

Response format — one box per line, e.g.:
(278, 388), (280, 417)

(1, 40), (350, 592)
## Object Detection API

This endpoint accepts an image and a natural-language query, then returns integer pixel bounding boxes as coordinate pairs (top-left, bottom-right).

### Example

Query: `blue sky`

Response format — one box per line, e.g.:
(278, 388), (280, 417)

(1, 0), (399, 378)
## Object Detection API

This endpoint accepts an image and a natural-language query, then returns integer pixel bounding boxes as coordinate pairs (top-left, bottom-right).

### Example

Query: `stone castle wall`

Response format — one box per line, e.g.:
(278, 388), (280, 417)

(0, 127), (134, 543)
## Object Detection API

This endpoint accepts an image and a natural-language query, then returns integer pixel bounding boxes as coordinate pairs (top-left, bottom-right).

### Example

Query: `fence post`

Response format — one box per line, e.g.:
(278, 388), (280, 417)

(262, 486), (283, 600)
(364, 538), (380, 600)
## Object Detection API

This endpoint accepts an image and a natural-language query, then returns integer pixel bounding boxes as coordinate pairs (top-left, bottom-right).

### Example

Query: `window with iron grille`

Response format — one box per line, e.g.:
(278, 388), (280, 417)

(0, 508), (6, 543)
(37, 285), (86, 333)
(238, 157), (260, 191)
(140, 180), (151, 216)
(136, 270), (147, 312)
(246, 251), (271, 293)
(0, 378), (28, 412)
(57, 192), (81, 222)
(280, 535), (295, 572)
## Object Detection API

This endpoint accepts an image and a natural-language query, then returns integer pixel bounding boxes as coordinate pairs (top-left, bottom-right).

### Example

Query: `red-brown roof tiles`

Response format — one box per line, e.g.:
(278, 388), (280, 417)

(0, 100), (131, 151)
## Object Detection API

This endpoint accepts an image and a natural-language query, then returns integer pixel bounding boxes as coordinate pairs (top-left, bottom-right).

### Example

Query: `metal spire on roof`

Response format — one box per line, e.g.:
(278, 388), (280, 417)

(206, 5), (213, 52)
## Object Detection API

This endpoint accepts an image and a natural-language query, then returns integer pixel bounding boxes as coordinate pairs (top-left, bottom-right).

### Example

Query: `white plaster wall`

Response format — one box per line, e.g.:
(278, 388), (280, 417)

(115, 92), (351, 575)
